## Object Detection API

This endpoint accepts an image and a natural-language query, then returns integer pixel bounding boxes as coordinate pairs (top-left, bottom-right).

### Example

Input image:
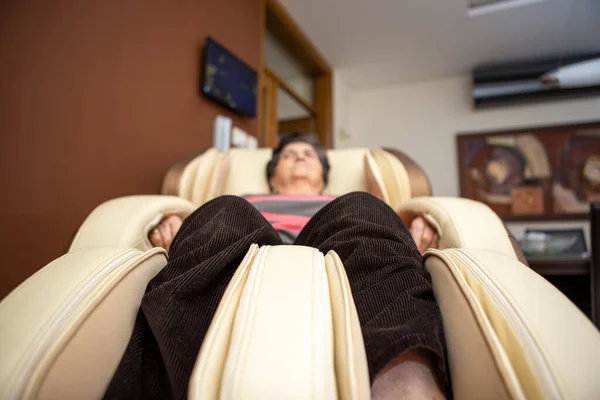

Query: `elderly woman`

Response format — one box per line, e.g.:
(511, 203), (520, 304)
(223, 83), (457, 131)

(105, 134), (449, 399)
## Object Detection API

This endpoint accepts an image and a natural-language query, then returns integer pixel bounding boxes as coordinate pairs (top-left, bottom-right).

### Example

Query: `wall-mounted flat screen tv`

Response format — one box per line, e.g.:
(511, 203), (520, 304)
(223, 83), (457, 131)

(201, 37), (257, 117)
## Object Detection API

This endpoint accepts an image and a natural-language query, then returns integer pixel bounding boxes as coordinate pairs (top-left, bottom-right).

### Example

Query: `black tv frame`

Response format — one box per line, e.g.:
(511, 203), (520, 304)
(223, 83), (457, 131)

(201, 36), (258, 117)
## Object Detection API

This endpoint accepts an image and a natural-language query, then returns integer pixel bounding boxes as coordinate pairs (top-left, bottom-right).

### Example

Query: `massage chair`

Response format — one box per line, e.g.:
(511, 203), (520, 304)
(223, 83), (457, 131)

(1, 147), (599, 399)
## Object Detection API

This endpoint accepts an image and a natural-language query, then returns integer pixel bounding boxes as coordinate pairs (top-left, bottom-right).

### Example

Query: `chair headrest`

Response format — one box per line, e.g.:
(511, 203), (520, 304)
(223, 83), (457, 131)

(163, 147), (431, 209)
(212, 148), (374, 197)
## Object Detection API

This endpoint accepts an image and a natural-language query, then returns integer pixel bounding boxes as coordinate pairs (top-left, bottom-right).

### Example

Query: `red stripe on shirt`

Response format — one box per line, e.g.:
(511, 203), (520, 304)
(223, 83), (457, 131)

(245, 195), (336, 203)
(260, 212), (311, 233)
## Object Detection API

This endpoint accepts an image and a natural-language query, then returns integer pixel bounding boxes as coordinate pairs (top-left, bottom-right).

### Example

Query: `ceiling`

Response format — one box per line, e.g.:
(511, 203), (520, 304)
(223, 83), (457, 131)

(278, 0), (600, 89)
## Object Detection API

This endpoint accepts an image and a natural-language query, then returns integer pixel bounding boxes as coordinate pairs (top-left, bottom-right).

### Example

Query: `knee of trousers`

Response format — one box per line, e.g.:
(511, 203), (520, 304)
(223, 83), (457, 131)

(201, 195), (255, 211)
(332, 191), (391, 209)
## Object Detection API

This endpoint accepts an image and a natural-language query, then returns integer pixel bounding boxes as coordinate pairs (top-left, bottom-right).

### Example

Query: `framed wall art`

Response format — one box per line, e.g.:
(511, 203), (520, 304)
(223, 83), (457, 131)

(456, 121), (600, 221)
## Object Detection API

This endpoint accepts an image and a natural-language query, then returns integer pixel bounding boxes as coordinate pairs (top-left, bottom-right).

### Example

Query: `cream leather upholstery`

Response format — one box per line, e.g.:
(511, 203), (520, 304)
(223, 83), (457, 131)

(6, 224), (599, 399)
(3, 146), (600, 399)
(162, 147), (431, 207)
(179, 153), (207, 200)
(214, 148), (374, 198)
(1, 243), (370, 399)
(220, 148), (272, 198)
(426, 248), (600, 399)
(371, 149), (412, 210)
(323, 148), (370, 196)
(188, 148), (223, 205)
(190, 246), (369, 400)
(161, 148), (223, 205)
(0, 246), (168, 399)
(398, 197), (517, 259)
(69, 195), (195, 252)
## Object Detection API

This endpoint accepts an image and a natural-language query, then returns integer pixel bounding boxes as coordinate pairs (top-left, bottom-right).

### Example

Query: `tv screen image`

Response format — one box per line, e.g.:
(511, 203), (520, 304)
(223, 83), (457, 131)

(202, 37), (257, 117)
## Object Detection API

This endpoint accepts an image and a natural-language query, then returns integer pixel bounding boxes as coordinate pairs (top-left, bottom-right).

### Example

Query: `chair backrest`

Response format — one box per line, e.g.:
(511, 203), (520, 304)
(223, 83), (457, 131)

(162, 147), (432, 210)
(215, 148), (374, 197)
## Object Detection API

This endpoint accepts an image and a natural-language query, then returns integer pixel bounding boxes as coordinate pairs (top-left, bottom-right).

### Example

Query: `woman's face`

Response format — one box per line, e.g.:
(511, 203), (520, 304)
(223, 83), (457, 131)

(269, 141), (325, 195)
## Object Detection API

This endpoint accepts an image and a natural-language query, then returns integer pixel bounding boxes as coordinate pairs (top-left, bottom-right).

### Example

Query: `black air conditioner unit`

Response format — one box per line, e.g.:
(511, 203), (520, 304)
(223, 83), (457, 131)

(472, 54), (600, 109)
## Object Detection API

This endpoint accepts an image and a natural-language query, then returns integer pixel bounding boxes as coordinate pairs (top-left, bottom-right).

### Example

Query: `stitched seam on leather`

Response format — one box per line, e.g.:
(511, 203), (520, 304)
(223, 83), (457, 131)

(451, 249), (562, 399)
(14, 249), (129, 347)
(194, 245), (257, 391)
(30, 250), (159, 397)
(392, 153), (411, 202)
(382, 151), (403, 206)
(365, 152), (390, 205)
(0, 250), (82, 395)
(16, 249), (141, 399)
(310, 250), (317, 399)
(334, 252), (358, 399)
(425, 249), (525, 399)
(383, 153), (401, 206)
(230, 246), (269, 396)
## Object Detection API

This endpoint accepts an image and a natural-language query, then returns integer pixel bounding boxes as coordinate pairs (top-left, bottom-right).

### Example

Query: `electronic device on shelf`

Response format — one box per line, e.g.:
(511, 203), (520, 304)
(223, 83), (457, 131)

(521, 228), (588, 260)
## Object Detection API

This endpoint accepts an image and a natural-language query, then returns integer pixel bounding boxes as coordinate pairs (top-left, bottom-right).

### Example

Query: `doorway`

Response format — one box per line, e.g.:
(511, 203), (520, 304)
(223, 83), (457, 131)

(259, 0), (333, 148)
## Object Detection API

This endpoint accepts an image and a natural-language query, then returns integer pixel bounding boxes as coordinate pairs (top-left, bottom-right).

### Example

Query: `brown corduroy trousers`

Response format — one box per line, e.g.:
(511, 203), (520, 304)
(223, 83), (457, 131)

(103, 192), (449, 399)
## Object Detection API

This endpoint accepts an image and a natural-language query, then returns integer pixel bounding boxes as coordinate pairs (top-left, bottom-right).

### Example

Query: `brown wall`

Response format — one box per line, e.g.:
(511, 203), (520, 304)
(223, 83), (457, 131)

(0, 0), (262, 298)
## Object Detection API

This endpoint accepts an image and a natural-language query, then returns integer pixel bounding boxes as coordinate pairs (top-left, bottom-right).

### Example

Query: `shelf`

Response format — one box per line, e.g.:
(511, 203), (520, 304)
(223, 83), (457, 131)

(527, 258), (590, 276)
(502, 213), (589, 222)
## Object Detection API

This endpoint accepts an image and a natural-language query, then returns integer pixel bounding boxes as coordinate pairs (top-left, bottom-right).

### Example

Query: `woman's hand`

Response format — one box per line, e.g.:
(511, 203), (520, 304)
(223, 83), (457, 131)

(149, 215), (183, 252)
(409, 217), (439, 254)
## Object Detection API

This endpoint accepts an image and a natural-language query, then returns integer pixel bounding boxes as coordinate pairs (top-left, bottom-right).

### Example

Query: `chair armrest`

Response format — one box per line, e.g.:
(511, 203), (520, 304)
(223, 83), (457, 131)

(397, 197), (517, 260)
(0, 246), (167, 399)
(426, 248), (600, 399)
(69, 195), (195, 252)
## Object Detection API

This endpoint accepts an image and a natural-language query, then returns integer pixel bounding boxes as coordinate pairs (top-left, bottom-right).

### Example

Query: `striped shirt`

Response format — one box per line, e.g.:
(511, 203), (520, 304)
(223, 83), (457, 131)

(243, 194), (336, 244)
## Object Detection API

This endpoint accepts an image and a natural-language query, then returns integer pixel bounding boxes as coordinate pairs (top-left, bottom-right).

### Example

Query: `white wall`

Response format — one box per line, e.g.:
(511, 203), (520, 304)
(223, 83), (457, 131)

(277, 77), (313, 120)
(343, 74), (600, 241)
(332, 71), (355, 147)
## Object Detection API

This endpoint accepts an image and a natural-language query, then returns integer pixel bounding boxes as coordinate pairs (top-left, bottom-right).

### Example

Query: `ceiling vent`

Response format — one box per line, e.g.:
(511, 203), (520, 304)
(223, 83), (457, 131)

(471, 54), (600, 109)
(468, 0), (546, 16)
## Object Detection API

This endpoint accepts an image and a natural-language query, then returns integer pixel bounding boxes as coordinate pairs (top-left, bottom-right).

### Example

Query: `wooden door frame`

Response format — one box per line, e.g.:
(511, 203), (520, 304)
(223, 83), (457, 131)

(258, 0), (333, 148)
(278, 117), (315, 133)
(259, 68), (279, 148)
